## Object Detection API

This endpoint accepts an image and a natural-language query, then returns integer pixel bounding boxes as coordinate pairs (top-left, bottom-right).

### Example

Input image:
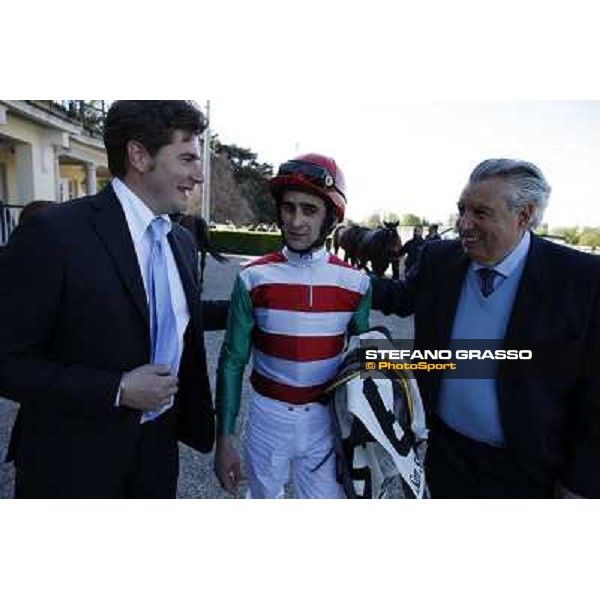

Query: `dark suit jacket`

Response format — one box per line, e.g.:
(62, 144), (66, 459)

(0, 185), (215, 490)
(372, 235), (600, 497)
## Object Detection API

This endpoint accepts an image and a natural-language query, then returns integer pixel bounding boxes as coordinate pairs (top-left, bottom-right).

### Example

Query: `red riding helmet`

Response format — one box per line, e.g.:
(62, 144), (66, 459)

(268, 153), (347, 222)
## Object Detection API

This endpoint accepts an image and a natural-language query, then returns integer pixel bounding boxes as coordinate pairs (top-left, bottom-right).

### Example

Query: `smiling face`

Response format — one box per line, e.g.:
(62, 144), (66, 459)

(127, 129), (203, 215)
(457, 177), (534, 265)
(279, 189), (329, 252)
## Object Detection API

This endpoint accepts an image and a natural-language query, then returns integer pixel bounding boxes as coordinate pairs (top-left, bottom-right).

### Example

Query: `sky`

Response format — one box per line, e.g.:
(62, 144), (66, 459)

(208, 99), (600, 229)
(7, 3), (600, 230)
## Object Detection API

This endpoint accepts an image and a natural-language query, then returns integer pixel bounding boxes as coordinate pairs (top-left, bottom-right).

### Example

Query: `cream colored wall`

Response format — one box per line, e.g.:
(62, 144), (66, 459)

(0, 146), (18, 200)
(70, 139), (108, 168)
(0, 108), (109, 203)
(59, 164), (86, 199)
(0, 112), (57, 201)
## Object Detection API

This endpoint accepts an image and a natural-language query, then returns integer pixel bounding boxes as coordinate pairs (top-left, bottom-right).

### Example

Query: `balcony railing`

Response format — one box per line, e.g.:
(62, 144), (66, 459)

(28, 101), (107, 138)
(0, 204), (22, 246)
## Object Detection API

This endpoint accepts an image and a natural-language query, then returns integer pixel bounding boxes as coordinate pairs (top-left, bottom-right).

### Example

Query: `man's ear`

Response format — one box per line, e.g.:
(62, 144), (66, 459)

(126, 140), (152, 174)
(518, 201), (535, 229)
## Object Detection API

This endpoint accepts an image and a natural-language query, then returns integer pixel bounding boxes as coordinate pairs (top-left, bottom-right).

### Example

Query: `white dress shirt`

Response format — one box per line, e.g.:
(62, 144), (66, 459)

(111, 178), (190, 413)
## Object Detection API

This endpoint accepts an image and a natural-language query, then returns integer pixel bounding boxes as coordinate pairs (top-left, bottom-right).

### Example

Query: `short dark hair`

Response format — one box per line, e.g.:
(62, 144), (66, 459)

(103, 101), (207, 177)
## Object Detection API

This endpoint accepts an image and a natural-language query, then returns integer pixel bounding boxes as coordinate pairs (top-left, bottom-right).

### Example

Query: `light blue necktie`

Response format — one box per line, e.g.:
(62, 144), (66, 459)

(142, 217), (179, 423)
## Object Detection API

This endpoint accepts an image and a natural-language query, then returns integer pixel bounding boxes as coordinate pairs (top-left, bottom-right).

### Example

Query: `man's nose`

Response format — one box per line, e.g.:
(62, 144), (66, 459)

(290, 209), (304, 227)
(192, 169), (204, 185)
(458, 213), (473, 230)
(190, 160), (204, 185)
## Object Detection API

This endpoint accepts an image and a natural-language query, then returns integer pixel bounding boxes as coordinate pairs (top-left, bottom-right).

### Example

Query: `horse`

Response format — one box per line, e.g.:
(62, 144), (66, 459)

(171, 213), (229, 291)
(334, 221), (402, 279)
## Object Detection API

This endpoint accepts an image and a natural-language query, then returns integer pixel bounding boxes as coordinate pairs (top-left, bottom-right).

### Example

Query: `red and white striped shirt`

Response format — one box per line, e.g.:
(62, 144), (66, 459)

(239, 246), (371, 404)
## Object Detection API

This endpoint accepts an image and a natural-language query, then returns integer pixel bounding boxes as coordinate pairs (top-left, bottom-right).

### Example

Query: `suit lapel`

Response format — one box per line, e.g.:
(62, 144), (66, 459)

(503, 233), (547, 346)
(169, 227), (202, 333)
(437, 243), (469, 346)
(89, 185), (149, 327)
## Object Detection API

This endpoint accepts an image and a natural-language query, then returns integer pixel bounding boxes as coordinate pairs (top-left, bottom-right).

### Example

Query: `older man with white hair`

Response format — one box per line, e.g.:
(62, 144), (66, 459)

(372, 158), (600, 498)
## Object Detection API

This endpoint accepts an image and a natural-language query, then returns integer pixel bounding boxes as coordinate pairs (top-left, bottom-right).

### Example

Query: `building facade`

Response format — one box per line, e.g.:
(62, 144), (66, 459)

(0, 100), (110, 243)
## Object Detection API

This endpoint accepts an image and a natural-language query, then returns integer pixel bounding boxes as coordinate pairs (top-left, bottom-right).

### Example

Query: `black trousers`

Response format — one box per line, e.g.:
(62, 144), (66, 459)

(14, 410), (178, 499)
(425, 416), (555, 499)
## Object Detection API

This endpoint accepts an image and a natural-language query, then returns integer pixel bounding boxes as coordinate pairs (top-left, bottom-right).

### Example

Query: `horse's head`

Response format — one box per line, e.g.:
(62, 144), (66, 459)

(383, 225), (402, 257)
(379, 222), (400, 255)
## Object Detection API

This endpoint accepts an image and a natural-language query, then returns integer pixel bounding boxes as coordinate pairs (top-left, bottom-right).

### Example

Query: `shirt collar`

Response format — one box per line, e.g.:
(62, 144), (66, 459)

(472, 230), (531, 278)
(111, 178), (171, 245)
(282, 244), (328, 265)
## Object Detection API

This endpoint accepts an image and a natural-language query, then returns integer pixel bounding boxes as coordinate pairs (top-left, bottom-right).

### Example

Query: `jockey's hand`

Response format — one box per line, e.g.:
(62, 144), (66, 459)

(215, 435), (244, 495)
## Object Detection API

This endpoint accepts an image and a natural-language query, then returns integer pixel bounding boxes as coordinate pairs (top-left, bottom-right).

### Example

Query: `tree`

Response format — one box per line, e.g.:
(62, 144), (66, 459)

(207, 152), (254, 224)
(401, 214), (423, 226)
(362, 212), (382, 228)
(213, 139), (276, 223)
(382, 211), (400, 224)
(578, 227), (600, 248)
(552, 227), (580, 245)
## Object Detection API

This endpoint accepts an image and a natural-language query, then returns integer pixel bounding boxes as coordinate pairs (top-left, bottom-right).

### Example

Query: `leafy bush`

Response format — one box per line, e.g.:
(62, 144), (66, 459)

(211, 230), (334, 256)
(211, 230), (283, 255)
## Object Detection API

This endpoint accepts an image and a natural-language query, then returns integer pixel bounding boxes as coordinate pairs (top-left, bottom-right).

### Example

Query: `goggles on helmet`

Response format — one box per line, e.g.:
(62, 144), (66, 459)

(277, 160), (346, 200)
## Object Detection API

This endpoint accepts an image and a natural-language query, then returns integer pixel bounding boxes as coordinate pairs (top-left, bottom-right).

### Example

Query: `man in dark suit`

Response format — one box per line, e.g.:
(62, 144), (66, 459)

(372, 158), (600, 498)
(0, 101), (215, 498)
(425, 223), (441, 242)
(399, 225), (425, 273)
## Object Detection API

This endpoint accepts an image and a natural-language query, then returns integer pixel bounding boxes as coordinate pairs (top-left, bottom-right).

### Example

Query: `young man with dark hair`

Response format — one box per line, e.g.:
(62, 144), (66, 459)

(0, 100), (215, 498)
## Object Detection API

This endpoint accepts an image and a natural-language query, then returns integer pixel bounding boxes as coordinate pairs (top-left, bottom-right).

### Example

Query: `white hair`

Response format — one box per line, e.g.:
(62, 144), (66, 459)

(468, 158), (551, 228)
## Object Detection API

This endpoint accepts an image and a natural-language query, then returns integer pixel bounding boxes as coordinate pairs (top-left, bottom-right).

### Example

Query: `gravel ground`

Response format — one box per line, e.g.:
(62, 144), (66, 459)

(0, 253), (414, 499)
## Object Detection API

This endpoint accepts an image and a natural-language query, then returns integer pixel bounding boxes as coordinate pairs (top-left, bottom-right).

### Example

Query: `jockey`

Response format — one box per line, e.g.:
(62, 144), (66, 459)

(214, 153), (372, 498)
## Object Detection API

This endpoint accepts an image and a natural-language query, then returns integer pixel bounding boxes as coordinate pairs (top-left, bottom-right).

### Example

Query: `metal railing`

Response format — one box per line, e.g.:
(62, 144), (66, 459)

(0, 204), (22, 246)
(27, 101), (108, 138)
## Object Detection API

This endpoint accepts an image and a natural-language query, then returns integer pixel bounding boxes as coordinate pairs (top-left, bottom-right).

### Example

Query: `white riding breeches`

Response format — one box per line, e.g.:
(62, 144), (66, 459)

(245, 393), (344, 499)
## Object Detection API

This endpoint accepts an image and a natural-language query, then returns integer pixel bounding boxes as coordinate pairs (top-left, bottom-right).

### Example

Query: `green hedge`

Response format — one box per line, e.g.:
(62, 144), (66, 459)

(210, 230), (283, 255)
(210, 230), (333, 256)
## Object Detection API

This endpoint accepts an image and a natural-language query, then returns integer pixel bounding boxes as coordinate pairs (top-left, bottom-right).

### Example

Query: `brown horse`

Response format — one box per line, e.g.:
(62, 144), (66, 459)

(334, 221), (402, 279)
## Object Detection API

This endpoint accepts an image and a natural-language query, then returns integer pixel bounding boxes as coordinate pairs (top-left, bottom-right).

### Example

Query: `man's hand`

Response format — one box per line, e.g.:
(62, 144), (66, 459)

(215, 435), (244, 495)
(119, 364), (178, 412)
